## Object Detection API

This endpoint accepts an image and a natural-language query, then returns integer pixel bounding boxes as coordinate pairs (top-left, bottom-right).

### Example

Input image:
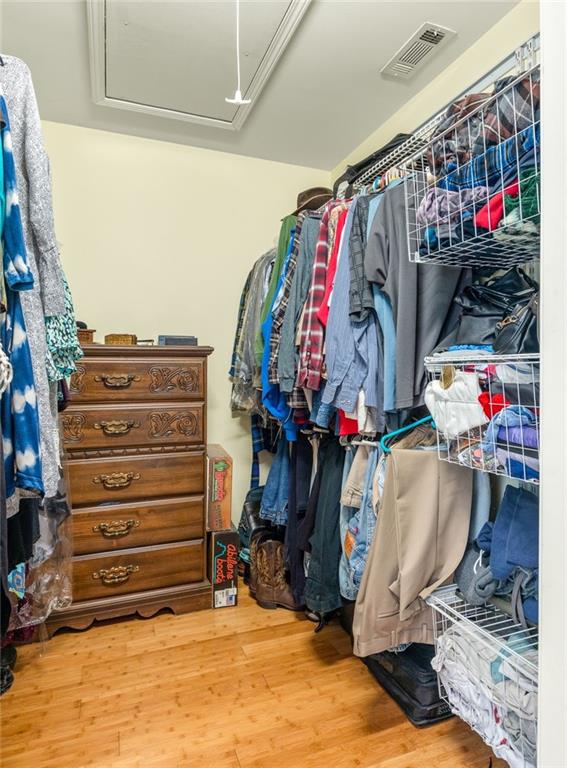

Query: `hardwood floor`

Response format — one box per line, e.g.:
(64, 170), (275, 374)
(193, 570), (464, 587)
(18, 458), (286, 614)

(1, 594), (505, 768)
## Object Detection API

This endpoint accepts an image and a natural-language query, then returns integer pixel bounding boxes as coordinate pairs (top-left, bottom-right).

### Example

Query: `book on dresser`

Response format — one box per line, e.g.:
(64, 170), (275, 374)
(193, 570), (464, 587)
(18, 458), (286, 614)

(47, 343), (214, 636)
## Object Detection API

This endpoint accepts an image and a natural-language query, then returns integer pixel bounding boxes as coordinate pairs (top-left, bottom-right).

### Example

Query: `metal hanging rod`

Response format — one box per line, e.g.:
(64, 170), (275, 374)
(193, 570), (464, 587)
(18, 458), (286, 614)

(351, 33), (540, 191)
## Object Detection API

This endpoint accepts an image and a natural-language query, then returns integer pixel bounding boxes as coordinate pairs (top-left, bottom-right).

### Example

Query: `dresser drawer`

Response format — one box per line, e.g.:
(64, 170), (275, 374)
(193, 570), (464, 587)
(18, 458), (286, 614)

(73, 496), (204, 555)
(68, 451), (204, 506)
(62, 402), (205, 450)
(72, 541), (205, 601)
(70, 356), (206, 402)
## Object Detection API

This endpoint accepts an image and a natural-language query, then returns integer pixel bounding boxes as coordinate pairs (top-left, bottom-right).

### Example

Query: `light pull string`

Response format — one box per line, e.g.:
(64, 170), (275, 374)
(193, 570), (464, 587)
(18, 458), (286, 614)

(225, 0), (251, 105)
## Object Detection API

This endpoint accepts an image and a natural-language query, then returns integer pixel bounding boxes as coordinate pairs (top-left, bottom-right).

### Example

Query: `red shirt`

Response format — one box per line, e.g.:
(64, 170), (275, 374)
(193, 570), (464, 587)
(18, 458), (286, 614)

(318, 207), (349, 327)
(475, 180), (519, 231)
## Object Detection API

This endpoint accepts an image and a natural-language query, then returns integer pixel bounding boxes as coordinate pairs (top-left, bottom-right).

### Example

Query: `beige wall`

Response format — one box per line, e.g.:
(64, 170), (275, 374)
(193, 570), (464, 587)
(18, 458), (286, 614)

(44, 121), (329, 519)
(332, 0), (539, 180)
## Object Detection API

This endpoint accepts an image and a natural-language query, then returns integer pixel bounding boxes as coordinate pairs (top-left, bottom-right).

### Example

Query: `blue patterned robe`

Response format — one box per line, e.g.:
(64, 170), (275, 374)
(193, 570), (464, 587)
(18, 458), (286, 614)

(1, 92), (43, 498)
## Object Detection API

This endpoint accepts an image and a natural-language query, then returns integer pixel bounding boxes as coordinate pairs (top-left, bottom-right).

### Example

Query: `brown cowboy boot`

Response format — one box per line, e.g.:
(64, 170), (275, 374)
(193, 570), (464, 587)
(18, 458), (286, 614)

(248, 530), (271, 598)
(256, 540), (303, 611)
(255, 539), (276, 609)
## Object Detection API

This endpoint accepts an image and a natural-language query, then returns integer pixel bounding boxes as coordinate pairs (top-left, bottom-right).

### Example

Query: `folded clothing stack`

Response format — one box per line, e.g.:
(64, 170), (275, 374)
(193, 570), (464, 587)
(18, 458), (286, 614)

(416, 68), (541, 261)
(425, 355), (540, 482)
(432, 622), (537, 768)
(456, 485), (539, 626)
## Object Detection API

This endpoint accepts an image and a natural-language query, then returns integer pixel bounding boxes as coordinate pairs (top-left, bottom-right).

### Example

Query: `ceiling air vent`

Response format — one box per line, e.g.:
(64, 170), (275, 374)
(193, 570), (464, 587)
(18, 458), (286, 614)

(381, 22), (456, 80)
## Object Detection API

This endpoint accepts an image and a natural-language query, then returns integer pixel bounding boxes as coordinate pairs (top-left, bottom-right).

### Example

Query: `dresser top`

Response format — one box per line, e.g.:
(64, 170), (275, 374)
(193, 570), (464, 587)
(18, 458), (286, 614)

(79, 344), (214, 359)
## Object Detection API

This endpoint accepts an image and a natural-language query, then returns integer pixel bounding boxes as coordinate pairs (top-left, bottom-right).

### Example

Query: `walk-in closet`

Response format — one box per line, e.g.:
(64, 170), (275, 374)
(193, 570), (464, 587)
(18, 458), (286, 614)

(0, 1), (565, 767)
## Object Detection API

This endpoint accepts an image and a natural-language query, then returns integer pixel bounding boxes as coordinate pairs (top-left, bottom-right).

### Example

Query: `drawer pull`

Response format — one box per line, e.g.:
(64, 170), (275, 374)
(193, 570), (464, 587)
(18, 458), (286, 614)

(92, 565), (139, 585)
(92, 519), (140, 538)
(93, 472), (141, 490)
(94, 419), (141, 436)
(94, 373), (141, 389)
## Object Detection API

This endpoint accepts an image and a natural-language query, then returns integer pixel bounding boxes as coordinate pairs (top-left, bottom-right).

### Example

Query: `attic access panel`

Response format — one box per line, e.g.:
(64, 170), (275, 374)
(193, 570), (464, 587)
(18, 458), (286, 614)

(87, 0), (311, 130)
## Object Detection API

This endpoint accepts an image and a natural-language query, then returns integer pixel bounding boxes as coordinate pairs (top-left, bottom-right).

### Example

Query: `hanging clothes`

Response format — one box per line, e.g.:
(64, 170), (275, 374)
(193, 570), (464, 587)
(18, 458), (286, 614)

(365, 177), (471, 410)
(0, 90), (43, 500)
(45, 274), (83, 382)
(278, 215), (320, 393)
(303, 436), (345, 615)
(353, 448), (472, 656)
(255, 215), (296, 367)
(284, 432), (313, 605)
(0, 57), (68, 503)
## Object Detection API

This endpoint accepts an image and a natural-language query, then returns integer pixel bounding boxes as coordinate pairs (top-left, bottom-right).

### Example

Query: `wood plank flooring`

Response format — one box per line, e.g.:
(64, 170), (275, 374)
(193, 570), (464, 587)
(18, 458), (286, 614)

(1, 594), (506, 768)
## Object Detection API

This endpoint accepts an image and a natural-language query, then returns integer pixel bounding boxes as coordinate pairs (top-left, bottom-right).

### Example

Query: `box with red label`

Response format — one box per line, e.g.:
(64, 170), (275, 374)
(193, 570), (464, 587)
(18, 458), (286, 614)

(208, 527), (239, 608)
(206, 444), (233, 531)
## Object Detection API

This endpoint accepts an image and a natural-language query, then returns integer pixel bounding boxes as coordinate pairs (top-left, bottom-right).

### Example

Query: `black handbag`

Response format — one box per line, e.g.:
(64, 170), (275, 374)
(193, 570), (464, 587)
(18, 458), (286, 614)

(493, 292), (539, 354)
(454, 268), (538, 346)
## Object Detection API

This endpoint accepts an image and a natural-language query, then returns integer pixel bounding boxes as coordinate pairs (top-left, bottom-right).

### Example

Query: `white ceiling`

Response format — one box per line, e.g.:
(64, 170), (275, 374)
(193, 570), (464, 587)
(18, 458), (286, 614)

(1, 0), (519, 170)
(100, 1), (301, 127)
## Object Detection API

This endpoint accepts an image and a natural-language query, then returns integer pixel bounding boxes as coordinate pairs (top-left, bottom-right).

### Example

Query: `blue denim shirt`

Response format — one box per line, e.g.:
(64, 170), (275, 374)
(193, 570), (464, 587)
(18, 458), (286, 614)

(323, 200), (379, 415)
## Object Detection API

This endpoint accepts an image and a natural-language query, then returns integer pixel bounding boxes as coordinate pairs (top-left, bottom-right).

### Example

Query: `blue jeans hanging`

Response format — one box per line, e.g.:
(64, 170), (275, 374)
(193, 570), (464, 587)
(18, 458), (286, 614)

(260, 434), (290, 526)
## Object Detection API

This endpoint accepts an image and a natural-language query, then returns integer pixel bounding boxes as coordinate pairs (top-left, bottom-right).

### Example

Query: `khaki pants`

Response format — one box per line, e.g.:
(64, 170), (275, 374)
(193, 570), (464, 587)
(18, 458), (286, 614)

(353, 448), (472, 657)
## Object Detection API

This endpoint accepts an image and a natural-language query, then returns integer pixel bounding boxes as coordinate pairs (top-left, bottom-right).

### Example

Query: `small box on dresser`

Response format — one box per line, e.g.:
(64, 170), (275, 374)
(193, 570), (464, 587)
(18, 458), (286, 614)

(47, 343), (214, 636)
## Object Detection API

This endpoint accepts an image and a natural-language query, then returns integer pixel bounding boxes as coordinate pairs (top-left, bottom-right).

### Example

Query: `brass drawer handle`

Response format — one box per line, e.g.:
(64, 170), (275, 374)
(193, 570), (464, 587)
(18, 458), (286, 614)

(94, 419), (141, 436)
(94, 373), (141, 389)
(92, 519), (140, 538)
(92, 565), (139, 585)
(93, 472), (140, 490)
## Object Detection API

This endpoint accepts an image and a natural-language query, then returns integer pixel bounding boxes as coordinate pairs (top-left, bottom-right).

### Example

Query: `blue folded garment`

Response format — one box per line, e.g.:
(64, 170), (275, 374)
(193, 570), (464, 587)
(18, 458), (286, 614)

(490, 486), (539, 581)
(523, 597), (538, 624)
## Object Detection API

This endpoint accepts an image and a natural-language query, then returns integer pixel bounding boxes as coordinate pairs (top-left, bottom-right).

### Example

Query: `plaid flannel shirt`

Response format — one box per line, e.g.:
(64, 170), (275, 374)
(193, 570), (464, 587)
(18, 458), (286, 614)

(474, 73), (540, 153)
(267, 214), (306, 385)
(250, 413), (265, 488)
(296, 201), (338, 391)
(229, 267), (254, 381)
(439, 123), (539, 193)
(231, 251), (275, 414)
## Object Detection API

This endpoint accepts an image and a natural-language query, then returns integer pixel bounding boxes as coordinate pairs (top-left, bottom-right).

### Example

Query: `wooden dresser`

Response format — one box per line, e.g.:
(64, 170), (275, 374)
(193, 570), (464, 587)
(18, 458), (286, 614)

(47, 344), (214, 635)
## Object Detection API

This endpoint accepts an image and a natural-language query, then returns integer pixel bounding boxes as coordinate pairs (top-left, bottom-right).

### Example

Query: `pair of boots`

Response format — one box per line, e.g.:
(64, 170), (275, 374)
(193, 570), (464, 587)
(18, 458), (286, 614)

(248, 533), (302, 611)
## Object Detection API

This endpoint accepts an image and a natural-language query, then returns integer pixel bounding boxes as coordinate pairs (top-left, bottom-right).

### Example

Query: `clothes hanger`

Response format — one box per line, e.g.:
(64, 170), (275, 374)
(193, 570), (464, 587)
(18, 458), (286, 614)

(351, 434), (380, 447)
(379, 415), (435, 454)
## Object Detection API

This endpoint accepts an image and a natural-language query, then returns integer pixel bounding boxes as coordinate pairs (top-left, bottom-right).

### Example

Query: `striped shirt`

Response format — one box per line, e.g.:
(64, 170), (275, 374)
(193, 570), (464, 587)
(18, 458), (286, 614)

(296, 201), (339, 391)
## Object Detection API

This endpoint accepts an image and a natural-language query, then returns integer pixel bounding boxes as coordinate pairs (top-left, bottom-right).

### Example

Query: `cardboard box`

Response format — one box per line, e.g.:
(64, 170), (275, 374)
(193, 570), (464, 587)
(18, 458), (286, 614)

(208, 527), (239, 608)
(206, 445), (232, 531)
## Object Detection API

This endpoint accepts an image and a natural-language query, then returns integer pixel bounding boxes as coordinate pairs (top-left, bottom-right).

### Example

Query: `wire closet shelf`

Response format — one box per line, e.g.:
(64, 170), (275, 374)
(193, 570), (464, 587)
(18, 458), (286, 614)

(424, 353), (540, 484)
(427, 584), (538, 768)
(402, 63), (540, 269)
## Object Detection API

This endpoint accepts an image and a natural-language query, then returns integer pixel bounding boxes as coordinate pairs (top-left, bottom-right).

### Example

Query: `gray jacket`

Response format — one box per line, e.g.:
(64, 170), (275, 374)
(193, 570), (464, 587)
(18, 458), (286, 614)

(365, 177), (468, 409)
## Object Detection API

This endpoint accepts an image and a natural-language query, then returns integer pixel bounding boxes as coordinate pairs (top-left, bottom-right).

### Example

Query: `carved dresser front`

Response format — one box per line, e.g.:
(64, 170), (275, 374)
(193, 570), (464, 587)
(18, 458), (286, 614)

(48, 344), (214, 635)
